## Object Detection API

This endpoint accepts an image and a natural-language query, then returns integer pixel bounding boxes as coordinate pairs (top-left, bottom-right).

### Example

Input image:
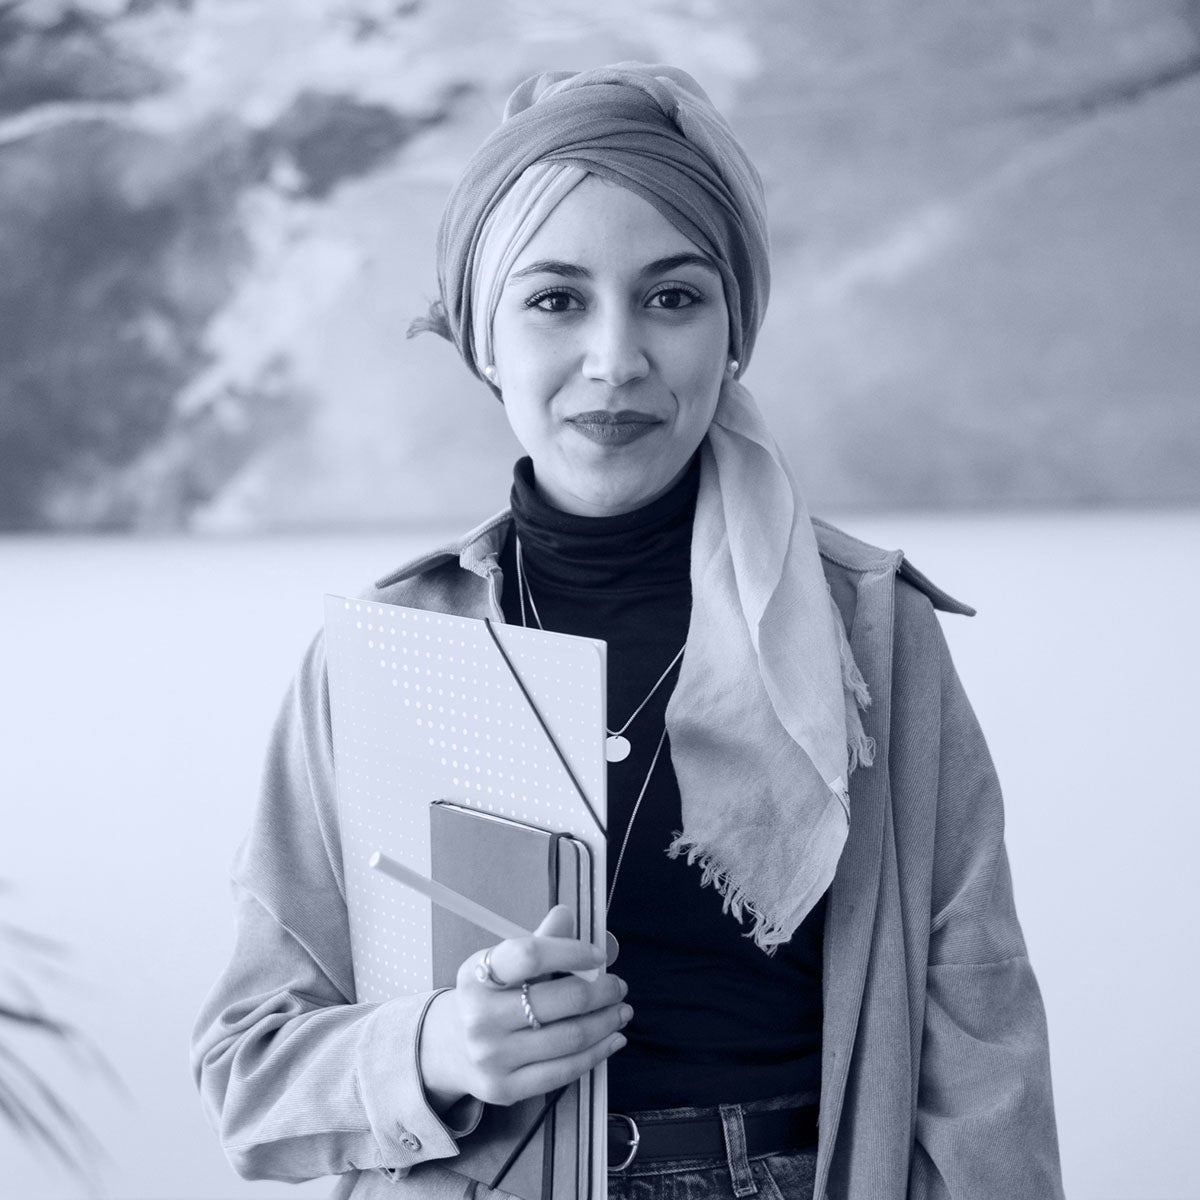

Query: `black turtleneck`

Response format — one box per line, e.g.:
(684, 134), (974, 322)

(498, 456), (824, 1111)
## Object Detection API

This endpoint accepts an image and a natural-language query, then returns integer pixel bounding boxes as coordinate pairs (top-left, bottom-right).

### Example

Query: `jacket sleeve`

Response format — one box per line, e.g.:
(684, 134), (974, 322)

(190, 633), (482, 1184)
(910, 622), (1064, 1199)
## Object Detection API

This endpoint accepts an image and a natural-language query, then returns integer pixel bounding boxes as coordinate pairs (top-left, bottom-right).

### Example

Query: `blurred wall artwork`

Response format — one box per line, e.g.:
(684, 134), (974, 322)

(1, 0), (1197, 534)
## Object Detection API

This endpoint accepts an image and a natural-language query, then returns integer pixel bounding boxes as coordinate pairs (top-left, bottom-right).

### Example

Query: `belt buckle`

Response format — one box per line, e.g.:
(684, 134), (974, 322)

(607, 1113), (641, 1173)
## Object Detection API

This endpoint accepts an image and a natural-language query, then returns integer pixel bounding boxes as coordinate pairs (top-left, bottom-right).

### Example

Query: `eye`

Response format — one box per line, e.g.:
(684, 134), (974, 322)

(647, 284), (702, 310)
(525, 288), (583, 313)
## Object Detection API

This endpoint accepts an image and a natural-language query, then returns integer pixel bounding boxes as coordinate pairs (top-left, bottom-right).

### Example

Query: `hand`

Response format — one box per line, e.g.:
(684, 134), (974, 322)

(418, 905), (629, 1111)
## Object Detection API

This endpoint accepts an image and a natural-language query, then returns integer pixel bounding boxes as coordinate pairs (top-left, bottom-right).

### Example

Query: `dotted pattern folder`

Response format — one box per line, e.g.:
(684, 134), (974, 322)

(323, 595), (608, 1002)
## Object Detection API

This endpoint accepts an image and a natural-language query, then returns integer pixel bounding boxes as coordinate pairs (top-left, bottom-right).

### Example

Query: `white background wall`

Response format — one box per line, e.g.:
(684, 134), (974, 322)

(2, 510), (1198, 1199)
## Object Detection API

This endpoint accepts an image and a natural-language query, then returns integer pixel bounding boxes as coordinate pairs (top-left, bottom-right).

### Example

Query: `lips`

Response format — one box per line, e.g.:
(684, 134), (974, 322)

(565, 409), (662, 446)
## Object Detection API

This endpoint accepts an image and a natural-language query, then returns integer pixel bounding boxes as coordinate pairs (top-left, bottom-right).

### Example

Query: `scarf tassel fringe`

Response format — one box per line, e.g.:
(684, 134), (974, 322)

(848, 730), (876, 774)
(666, 836), (791, 954)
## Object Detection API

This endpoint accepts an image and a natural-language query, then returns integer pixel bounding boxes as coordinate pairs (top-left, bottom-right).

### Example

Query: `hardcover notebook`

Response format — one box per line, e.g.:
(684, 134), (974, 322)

(323, 595), (608, 1197)
(430, 801), (594, 1200)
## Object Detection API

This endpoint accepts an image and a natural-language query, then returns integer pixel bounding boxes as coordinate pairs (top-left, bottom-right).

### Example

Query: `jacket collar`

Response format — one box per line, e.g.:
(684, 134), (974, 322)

(374, 508), (972, 617)
(373, 509), (510, 592)
(374, 508), (900, 588)
(812, 516), (975, 616)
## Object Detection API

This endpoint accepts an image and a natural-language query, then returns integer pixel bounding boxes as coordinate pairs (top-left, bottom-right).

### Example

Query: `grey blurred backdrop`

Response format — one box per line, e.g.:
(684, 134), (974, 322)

(2, 4), (1200, 1200)
(1, 0), (1198, 530)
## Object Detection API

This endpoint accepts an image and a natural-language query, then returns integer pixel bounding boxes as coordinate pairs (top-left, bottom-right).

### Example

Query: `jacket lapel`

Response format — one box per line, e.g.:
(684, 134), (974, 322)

(374, 514), (510, 622)
(814, 556), (900, 1197)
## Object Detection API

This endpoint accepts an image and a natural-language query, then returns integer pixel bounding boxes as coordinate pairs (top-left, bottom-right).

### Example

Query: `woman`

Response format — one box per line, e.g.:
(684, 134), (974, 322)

(192, 64), (1063, 1199)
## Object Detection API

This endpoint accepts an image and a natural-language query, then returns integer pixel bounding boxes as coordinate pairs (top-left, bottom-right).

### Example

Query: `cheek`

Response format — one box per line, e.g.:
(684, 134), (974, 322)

(497, 385), (545, 453)
(683, 300), (729, 371)
(494, 321), (567, 394)
(673, 324), (727, 412)
(490, 314), (520, 382)
(492, 350), (561, 452)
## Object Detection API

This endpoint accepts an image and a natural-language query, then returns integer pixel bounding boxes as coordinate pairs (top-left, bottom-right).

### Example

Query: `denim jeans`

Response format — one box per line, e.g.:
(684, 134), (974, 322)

(606, 1093), (818, 1200)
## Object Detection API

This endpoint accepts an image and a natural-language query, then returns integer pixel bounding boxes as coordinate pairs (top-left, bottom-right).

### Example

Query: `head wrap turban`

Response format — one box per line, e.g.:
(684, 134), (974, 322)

(424, 64), (872, 951)
(431, 63), (770, 382)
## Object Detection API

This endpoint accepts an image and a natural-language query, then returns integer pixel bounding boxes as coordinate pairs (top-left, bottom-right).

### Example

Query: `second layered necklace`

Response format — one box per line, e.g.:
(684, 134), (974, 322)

(514, 534), (685, 906)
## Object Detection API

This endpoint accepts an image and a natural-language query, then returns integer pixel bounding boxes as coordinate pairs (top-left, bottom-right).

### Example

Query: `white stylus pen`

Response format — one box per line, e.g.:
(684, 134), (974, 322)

(369, 850), (601, 982)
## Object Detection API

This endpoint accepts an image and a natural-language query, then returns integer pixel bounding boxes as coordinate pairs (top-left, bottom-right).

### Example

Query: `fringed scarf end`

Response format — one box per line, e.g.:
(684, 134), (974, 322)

(828, 585), (875, 776)
(848, 731), (876, 773)
(667, 834), (791, 955)
(844, 658), (872, 711)
(827, 585), (872, 711)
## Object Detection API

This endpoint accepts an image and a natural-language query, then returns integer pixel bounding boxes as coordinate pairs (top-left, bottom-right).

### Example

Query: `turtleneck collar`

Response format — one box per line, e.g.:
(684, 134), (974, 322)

(508, 455), (699, 594)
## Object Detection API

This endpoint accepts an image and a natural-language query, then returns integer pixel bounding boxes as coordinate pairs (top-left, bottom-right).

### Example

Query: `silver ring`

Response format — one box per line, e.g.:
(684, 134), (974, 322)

(520, 982), (542, 1029)
(473, 947), (508, 988)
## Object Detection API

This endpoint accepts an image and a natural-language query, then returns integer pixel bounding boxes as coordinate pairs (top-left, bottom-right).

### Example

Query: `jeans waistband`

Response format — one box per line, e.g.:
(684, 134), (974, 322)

(608, 1095), (819, 1191)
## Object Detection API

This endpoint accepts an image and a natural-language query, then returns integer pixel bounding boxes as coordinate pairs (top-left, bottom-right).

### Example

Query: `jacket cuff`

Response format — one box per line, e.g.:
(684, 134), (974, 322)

(355, 990), (482, 1174)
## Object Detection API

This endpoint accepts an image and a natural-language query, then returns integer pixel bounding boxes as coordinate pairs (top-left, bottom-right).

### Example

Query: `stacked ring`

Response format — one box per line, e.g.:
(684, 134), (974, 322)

(474, 946), (509, 988)
(520, 982), (542, 1030)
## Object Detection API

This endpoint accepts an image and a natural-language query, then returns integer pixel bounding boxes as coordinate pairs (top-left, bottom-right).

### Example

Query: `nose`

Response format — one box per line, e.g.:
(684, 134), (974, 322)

(581, 308), (649, 387)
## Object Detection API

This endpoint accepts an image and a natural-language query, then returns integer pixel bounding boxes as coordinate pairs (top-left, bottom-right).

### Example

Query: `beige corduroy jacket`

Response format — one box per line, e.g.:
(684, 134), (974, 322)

(192, 515), (1064, 1200)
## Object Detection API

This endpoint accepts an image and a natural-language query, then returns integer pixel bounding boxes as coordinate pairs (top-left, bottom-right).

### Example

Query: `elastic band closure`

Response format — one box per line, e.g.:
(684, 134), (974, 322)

(482, 617), (606, 837)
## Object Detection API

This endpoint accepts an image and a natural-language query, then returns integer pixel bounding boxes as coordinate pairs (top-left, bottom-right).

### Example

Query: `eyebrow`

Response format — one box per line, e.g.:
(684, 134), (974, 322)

(506, 252), (721, 284)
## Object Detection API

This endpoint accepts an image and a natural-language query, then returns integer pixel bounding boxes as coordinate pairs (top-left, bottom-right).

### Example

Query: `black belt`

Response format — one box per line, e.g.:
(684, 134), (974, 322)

(608, 1104), (819, 1172)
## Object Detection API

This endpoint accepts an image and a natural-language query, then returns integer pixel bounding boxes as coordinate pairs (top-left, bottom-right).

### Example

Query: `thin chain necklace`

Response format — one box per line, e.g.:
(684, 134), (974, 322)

(513, 534), (680, 909)
(606, 724), (668, 909)
(515, 535), (685, 763)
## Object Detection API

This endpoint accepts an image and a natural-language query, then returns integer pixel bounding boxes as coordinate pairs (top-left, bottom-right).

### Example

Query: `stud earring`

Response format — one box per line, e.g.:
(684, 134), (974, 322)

(482, 364), (497, 382)
(727, 359), (739, 375)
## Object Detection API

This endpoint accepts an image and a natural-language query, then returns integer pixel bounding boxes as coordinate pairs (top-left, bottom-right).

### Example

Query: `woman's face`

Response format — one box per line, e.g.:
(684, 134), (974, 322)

(490, 175), (731, 517)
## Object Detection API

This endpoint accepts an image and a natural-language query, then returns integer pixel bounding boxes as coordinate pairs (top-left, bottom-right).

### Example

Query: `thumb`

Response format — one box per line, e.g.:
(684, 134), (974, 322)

(533, 903), (576, 938)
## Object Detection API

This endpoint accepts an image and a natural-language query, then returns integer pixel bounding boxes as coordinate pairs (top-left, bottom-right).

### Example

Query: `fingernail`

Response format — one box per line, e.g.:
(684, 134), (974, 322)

(619, 1004), (633, 1024)
(610, 1034), (627, 1052)
(618, 978), (628, 999)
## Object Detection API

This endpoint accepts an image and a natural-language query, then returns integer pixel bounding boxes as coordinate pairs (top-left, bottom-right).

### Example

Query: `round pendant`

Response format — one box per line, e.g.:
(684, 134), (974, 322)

(605, 931), (620, 966)
(605, 734), (631, 763)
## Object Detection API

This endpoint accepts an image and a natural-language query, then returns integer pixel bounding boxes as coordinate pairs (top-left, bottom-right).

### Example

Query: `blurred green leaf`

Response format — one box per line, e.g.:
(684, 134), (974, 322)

(1, 886), (119, 1193)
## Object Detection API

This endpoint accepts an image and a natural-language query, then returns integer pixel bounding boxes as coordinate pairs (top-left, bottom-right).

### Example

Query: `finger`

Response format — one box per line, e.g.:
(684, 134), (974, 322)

(503, 1032), (627, 1104)
(458, 944), (517, 991)
(486, 930), (605, 989)
(538, 905), (609, 982)
(506, 973), (626, 1030)
(534, 904), (576, 938)
(509, 1001), (633, 1069)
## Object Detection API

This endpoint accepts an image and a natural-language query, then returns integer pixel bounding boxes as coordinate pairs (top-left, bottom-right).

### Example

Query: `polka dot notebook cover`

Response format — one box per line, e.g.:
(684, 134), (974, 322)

(322, 592), (608, 999)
